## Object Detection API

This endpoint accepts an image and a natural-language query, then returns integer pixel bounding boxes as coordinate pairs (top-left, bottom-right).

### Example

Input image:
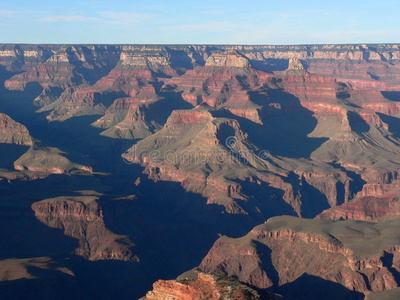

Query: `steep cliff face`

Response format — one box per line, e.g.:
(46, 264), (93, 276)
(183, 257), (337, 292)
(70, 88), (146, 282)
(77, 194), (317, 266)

(317, 184), (400, 221)
(118, 48), (400, 225)
(92, 86), (157, 129)
(237, 44), (400, 88)
(92, 85), (168, 139)
(4, 45), (120, 90)
(279, 57), (339, 101)
(122, 104), (354, 218)
(4, 43), (400, 90)
(162, 50), (272, 124)
(0, 113), (33, 146)
(31, 196), (135, 261)
(199, 216), (400, 298)
(0, 44), (56, 72)
(119, 46), (178, 77)
(34, 46), (179, 122)
(3, 43), (400, 299)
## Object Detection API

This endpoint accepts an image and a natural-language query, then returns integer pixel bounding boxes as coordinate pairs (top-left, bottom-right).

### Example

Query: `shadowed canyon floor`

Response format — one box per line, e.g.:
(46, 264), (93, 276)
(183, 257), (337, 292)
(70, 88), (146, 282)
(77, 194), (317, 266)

(2, 44), (400, 299)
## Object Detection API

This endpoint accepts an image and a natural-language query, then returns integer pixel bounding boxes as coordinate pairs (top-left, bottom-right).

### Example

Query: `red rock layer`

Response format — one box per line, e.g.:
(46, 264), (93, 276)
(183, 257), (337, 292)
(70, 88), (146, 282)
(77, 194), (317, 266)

(199, 216), (400, 297)
(0, 44), (56, 72)
(93, 86), (157, 129)
(39, 48), (169, 121)
(317, 184), (400, 221)
(0, 113), (33, 146)
(4, 45), (120, 91)
(32, 197), (136, 261)
(163, 51), (273, 114)
(142, 272), (269, 300)
(280, 68), (338, 102)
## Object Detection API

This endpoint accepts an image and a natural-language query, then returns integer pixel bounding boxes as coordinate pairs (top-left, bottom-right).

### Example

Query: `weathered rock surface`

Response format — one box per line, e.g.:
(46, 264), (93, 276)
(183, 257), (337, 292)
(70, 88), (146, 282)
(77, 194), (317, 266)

(162, 50), (272, 122)
(142, 271), (274, 300)
(317, 184), (400, 221)
(4, 45), (120, 91)
(3, 43), (400, 299)
(199, 215), (400, 298)
(32, 196), (135, 261)
(0, 113), (33, 146)
(123, 104), (353, 218)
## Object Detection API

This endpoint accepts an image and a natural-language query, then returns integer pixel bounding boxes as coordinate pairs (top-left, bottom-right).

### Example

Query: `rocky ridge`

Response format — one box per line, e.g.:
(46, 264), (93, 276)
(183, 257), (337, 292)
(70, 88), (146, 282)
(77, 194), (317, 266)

(32, 195), (136, 261)
(198, 215), (400, 298)
(141, 271), (274, 300)
(3, 43), (400, 299)
(0, 112), (34, 145)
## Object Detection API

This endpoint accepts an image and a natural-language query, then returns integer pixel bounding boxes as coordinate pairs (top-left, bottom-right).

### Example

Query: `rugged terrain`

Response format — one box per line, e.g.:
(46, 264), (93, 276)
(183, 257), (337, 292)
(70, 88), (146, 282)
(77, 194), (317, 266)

(198, 215), (400, 299)
(2, 43), (400, 299)
(141, 271), (275, 300)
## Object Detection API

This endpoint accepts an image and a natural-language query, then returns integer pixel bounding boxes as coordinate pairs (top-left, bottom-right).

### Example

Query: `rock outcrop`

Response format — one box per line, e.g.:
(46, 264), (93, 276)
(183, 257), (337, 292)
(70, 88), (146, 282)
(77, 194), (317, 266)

(4, 42), (400, 299)
(4, 45), (120, 91)
(162, 50), (272, 125)
(199, 215), (400, 298)
(122, 104), (353, 218)
(32, 196), (136, 261)
(13, 145), (92, 174)
(142, 271), (274, 300)
(0, 113), (33, 146)
(317, 184), (400, 221)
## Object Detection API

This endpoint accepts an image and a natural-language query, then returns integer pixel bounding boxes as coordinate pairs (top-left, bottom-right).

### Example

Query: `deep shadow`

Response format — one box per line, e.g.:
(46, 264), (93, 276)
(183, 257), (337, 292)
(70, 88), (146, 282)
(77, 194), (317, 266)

(253, 241), (279, 286)
(336, 82), (351, 99)
(0, 208), (78, 260)
(269, 273), (364, 300)
(382, 91), (400, 102)
(286, 172), (331, 218)
(66, 45), (121, 86)
(368, 72), (380, 80)
(14, 114), (136, 173)
(0, 268), (84, 300)
(0, 174), (109, 208)
(330, 162), (367, 202)
(187, 46), (207, 66)
(150, 90), (193, 125)
(0, 81), (43, 123)
(166, 47), (195, 74)
(377, 113), (400, 139)
(357, 272), (371, 291)
(64, 257), (152, 300)
(347, 111), (370, 133)
(245, 89), (328, 158)
(0, 255), (151, 300)
(233, 179), (297, 220)
(96, 171), (265, 298)
(0, 179), (81, 259)
(0, 50), (372, 300)
(336, 181), (346, 206)
(0, 144), (30, 169)
(250, 60), (275, 73)
(93, 90), (126, 107)
(0, 170), (146, 299)
(197, 91), (327, 159)
(257, 59), (290, 72)
(0, 65), (21, 84)
(382, 251), (400, 285)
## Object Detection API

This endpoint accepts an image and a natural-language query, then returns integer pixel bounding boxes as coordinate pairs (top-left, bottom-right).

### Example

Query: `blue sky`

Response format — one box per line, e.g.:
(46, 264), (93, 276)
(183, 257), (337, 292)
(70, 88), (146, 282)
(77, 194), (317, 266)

(0, 0), (399, 44)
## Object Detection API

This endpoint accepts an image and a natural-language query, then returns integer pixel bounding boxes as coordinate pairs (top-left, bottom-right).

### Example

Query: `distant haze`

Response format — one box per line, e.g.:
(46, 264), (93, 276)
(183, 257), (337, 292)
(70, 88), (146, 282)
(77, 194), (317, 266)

(0, 0), (399, 45)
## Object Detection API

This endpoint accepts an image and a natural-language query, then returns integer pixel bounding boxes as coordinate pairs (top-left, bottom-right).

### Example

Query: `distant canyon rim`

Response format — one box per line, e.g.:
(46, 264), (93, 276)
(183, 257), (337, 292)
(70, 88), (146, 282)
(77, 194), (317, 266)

(1, 43), (400, 299)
